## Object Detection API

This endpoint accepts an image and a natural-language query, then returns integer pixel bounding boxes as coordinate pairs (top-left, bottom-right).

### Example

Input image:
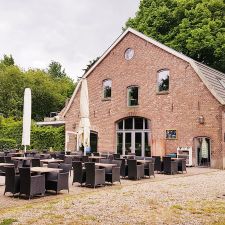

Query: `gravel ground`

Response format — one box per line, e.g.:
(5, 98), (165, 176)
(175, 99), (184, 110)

(0, 168), (224, 225)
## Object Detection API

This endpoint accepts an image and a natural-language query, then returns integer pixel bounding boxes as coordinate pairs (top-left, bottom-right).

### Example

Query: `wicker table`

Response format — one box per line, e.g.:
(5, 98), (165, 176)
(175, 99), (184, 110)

(95, 163), (117, 168)
(0, 163), (14, 167)
(31, 167), (62, 173)
(11, 157), (33, 160)
(40, 159), (64, 164)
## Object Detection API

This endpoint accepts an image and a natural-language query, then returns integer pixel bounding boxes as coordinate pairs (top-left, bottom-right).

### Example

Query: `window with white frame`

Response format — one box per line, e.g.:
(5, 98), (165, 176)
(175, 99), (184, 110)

(127, 86), (139, 106)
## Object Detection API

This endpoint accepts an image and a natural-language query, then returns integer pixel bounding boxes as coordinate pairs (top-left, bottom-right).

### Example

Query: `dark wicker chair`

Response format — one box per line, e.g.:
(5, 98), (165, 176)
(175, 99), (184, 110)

(4, 166), (20, 196)
(163, 157), (178, 175)
(58, 154), (65, 161)
(113, 153), (120, 159)
(64, 157), (73, 175)
(31, 158), (41, 167)
(144, 162), (155, 178)
(4, 156), (12, 163)
(105, 161), (121, 184)
(85, 162), (105, 188)
(93, 152), (100, 156)
(152, 156), (163, 173)
(72, 161), (86, 186)
(82, 156), (89, 163)
(48, 163), (59, 168)
(118, 158), (128, 178)
(19, 167), (45, 199)
(59, 163), (71, 173)
(127, 159), (144, 180)
(45, 170), (69, 194)
(0, 156), (5, 163)
(178, 159), (187, 173)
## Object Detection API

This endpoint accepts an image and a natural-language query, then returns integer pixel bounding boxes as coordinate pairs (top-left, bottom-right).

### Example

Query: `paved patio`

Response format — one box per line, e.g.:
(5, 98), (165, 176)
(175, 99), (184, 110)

(0, 167), (224, 225)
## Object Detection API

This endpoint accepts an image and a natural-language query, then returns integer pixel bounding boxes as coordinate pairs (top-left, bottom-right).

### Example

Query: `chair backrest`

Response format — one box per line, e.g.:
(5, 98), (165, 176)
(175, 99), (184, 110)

(48, 163), (59, 168)
(59, 163), (71, 173)
(64, 157), (72, 164)
(4, 156), (12, 163)
(19, 167), (31, 191)
(92, 152), (99, 156)
(113, 153), (120, 159)
(163, 156), (172, 164)
(127, 159), (137, 173)
(58, 154), (65, 160)
(72, 161), (83, 181)
(0, 156), (5, 163)
(85, 162), (95, 183)
(31, 158), (41, 167)
(82, 156), (89, 163)
(5, 166), (16, 187)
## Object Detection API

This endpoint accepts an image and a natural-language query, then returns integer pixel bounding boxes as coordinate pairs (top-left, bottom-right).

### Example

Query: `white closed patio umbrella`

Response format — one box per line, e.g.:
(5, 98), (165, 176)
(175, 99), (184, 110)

(22, 88), (32, 152)
(78, 79), (91, 155)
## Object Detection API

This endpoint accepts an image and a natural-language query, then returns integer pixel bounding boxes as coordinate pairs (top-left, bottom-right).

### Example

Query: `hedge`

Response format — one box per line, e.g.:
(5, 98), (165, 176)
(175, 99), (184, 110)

(0, 116), (65, 151)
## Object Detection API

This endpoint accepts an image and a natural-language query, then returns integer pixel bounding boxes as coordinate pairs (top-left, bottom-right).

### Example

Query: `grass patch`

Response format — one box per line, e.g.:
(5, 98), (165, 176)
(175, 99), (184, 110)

(0, 219), (18, 225)
(170, 204), (183, 210)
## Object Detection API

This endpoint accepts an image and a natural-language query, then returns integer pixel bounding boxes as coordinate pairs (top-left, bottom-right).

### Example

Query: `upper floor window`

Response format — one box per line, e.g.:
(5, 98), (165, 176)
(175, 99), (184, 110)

(157, 69), (169, 92)
(127, 86), (139, 106)
(103, 79), (112, 99)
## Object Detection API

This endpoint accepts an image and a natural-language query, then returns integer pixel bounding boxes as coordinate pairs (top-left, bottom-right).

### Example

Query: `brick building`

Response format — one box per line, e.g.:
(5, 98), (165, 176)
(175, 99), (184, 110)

(61, 28), (225, 169)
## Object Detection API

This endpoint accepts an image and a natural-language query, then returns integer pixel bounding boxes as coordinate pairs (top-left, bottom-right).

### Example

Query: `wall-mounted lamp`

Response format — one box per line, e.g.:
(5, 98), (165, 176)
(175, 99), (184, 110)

(198, 115), (205, 124)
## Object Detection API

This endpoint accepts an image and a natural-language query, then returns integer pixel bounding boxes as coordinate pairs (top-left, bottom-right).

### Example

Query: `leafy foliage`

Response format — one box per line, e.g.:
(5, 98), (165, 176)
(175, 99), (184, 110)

(48, 61), (66, 78)
(1, 54), (15, 66)
(0, 116), (64, 151)
(83, 57), (100, 73)
(0, 57), (75, 120)
(125, 0), (225, 73)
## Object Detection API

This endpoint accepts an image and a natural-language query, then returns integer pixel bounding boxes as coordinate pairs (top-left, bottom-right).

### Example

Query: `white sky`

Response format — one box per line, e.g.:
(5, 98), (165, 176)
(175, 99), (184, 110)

(0, 0), (140, 81)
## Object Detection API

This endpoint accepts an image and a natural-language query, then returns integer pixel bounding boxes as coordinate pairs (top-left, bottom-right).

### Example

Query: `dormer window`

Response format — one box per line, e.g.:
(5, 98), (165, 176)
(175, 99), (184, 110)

(157, 69), (169, 92)
(103, 79), (112, 99)
(127, 86), (139, 106)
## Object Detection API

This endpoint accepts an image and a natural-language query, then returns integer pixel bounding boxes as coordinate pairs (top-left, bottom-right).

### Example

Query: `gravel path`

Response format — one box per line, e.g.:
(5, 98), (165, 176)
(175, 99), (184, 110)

(0, 168), (224, 225)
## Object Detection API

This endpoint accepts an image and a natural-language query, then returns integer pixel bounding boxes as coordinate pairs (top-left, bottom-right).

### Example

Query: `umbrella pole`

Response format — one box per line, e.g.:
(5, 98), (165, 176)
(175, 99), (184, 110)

(24, 145), (27, 153)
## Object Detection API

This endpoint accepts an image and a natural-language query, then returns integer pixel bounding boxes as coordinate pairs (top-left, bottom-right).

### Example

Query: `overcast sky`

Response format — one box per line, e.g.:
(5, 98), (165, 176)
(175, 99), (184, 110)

(0, 0), (140, 80)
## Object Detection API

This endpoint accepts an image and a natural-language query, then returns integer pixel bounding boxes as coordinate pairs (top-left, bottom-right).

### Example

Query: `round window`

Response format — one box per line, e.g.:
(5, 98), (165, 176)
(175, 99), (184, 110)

(124, 48), (134, 60)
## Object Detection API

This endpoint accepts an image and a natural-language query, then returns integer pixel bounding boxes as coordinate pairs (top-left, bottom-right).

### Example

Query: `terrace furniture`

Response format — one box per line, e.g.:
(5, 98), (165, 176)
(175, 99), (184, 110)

(0, 157), (4, 163)
(64, 157), (73, 175)
(72, 161), (86, 186)
(93, 152), (100, 156)
(127, 159), (144, 180)
(118, 158), (128, 178)
(144, 162), (155, 178)
(163, 157), (178, 175)
(58, 154), (65, 161)
(113, 153), (120, 159)
(31, 158), (41, 167)
(4, 166), (20, 196)
(19, 167), (45, 199)
(48, 163), (59, 168)
(152, 156), (163, 173)
(4, 156), (12, 163)
(59, 163), (71, 173)
(104, 164), (121, 184)
(41, 159), (63, 164)
(82, 156), (89, 163)
(135, 156), (145, 160)
(85, 162), (105, 188)
(100, 159), (111, 164)
(45, 169), (69, 194)
(177, 159), (187, 173)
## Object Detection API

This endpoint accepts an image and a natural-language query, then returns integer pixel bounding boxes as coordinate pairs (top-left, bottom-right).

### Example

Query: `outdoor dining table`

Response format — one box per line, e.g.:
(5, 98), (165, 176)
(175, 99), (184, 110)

(40, 159), (64, 164)
(89, 156), (106, 162)
(0, 163), (14, 167)
(136, 160), (152, 164)
(95, 163), (117, 168)
(30, 167), (62, 173)
(11, 157), (33, 160)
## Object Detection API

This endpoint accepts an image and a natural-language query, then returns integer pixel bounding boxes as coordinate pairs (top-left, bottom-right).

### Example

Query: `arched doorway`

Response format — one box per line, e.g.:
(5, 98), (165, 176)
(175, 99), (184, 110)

(194, 137), (211, 167)
(116, 117), (151, 156)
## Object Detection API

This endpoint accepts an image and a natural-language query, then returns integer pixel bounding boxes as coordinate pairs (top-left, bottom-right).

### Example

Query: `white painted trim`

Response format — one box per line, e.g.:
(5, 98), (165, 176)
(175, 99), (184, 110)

(62, 28), (225, 116)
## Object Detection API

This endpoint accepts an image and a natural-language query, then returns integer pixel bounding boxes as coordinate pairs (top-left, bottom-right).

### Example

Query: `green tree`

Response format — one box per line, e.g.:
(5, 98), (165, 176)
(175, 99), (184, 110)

(83, 57), (100, 73)
(1, 54), (15, 66)
(47, 61), (66, 78)
(125, 0), (225, 73)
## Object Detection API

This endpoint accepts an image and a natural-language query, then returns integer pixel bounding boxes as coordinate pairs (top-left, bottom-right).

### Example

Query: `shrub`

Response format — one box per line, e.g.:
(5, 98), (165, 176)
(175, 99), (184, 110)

(0, 138), (16, 150)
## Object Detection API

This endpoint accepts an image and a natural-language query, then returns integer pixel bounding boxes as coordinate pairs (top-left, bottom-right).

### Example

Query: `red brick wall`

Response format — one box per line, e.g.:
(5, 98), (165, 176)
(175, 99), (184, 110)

(64, 32), (224, 169)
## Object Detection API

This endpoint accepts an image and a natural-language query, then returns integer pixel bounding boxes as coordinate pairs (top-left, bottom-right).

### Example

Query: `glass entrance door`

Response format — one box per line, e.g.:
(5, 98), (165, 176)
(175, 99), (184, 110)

(125, 133), (132, 155)
(135, 132), (142, 156)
